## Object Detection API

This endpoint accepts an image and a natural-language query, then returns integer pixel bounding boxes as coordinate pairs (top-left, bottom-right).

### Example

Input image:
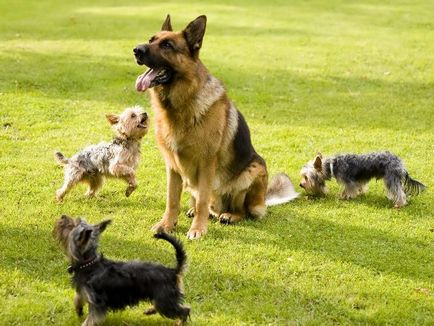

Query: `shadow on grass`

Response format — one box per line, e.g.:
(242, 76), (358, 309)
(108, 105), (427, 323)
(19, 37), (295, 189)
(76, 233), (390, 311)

(1, 49), (432, 135)
(223, 210), (434, 284)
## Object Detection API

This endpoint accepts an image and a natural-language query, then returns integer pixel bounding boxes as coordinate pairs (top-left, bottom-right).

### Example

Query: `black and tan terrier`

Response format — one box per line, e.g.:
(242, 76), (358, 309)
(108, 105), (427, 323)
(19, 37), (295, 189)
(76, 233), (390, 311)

(54, 106), (148, 202)
(300, 151), (426, 207)
(53, 215), (190, 326)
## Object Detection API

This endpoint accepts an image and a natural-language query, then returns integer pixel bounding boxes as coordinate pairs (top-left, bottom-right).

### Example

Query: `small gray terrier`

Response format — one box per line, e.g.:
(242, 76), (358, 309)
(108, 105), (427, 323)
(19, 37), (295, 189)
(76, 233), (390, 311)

(54, 106), (148, 201)
(53, 215), (190, 326)
(300, 151), (426, 207)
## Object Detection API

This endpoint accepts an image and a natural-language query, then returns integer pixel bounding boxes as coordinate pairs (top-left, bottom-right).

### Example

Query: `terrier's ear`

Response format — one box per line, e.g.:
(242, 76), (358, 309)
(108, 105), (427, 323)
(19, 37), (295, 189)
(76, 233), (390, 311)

(161, 14), (172, 31)
(60, 214), (71, 223)
(183, 15), (207, 56)
(316, 152), (323, 159)
(106, 114), (119, 125)
(78, 229), (92, 246)
(96, 219), (112, 233)
(314, 155), (322, 171)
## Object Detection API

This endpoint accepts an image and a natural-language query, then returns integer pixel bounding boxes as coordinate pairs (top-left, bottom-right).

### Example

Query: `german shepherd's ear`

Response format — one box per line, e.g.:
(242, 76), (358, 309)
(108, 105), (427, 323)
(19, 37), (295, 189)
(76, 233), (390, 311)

(183, 15), (207, 56)
(161, 14), (172, 31)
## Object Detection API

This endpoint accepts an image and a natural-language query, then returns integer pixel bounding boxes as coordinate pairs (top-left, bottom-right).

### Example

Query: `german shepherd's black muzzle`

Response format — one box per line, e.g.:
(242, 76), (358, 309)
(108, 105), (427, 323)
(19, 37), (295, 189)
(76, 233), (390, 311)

(134, 44), (173, 91)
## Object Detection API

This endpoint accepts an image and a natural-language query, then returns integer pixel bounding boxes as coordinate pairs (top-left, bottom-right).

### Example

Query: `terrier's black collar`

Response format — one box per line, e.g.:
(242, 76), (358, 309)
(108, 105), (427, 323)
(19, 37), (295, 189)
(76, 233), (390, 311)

(67, 255), (100, 274)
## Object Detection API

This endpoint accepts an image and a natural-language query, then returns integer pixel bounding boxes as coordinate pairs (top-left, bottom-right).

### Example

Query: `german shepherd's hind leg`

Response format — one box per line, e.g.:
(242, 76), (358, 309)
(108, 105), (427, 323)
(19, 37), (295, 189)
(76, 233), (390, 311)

(209, 195), (224, 219)
(218, 190), (247, 224)
(152, 168), (183, 233)
(246, 174), (268, 218)
(186, 195), (196, 218)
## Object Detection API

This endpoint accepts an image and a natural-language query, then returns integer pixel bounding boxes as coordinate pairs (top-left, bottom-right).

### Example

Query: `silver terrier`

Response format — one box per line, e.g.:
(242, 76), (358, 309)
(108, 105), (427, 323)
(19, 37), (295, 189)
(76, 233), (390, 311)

(300, 151), (426, 207)
(54, 106), (148, 201)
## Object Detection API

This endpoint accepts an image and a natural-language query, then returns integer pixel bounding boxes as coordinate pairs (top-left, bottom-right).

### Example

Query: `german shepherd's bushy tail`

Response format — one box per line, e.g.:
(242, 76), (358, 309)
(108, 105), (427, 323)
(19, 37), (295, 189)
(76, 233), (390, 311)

(54, 151), (69, 165)
(403, 173), (426, 196)
(154, 232), (187, 276)
(265, 173), (299, 206)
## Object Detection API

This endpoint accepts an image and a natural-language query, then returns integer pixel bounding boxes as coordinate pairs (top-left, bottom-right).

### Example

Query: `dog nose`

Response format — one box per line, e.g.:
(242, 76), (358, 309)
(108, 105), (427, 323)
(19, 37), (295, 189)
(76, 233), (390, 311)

(299, 184), (304, 188)
(143, 112), (148, 119)
(134, 45), (148, 56)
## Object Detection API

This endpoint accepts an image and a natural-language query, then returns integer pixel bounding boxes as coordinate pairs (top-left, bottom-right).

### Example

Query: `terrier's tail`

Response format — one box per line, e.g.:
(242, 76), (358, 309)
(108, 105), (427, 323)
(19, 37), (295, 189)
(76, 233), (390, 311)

(404, 173), (426, 196)
(265, 173), (299, 206)
(54, 151), (69, 165)
(154, 232), (187, 276)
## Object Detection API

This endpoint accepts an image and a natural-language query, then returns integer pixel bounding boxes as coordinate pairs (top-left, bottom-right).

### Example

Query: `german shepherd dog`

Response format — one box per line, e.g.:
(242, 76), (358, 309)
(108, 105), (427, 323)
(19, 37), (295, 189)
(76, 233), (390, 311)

(134, 15), (298, 239)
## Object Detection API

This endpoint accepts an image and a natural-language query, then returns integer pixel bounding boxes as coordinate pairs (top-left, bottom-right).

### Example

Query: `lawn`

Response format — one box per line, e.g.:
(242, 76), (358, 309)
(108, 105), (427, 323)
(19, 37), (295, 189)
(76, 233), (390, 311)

(0, 0), (433, 325)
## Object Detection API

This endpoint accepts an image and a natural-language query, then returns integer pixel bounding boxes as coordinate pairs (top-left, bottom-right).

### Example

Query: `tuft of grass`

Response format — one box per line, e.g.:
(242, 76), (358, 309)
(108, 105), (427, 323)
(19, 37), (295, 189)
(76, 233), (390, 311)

(0, 0), (433, 325)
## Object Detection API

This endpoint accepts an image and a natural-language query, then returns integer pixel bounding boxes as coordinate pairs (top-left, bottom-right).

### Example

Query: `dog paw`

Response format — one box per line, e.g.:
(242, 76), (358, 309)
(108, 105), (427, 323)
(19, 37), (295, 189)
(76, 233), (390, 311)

(186, 207), (195, 218)
(218, 213), (234, 224)
(144, 307), (157, 315)
(125, 185), (137, 197)
(151, 220), (175, 233)
(55, 190), (64, 202)
(186, 227), (207, 240)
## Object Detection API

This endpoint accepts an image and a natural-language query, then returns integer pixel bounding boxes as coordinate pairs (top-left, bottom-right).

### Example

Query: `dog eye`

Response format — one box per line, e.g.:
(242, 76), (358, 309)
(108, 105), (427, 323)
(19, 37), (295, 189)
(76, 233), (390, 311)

(131, 113), (136, 118)
(160, 41), (173, 50)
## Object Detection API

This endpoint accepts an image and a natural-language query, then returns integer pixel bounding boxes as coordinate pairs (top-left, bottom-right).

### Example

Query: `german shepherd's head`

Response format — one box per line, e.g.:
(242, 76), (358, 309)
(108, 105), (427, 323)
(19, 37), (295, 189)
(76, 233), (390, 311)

(134, 15), (207, 92)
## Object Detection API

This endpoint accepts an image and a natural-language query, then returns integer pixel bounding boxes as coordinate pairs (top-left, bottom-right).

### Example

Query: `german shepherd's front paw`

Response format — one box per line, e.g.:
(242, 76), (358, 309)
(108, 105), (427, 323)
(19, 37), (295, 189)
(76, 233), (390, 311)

(186, 226), (207, 240)
(151, 219), (176, 233)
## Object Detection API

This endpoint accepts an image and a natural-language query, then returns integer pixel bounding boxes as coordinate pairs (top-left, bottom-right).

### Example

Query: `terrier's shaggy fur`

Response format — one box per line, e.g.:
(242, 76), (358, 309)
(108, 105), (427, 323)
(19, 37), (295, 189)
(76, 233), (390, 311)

(54, 106), (148, 201)
(299, 151), (426, 207)
(53, 215), (190, 326)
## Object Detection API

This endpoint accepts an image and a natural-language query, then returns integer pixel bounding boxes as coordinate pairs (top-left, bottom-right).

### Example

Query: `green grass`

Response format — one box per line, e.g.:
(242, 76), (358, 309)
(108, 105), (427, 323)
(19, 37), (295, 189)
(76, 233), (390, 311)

(1, 0), (433, 324)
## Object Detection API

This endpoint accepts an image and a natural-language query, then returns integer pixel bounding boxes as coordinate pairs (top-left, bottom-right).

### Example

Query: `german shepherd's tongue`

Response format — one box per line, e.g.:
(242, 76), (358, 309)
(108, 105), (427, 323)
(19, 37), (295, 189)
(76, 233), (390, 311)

(135, 68), (162, 92)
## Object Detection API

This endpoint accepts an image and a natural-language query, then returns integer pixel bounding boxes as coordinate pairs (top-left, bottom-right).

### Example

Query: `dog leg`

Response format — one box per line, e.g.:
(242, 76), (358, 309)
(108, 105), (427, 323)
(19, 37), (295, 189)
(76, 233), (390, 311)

(187, 161), (216, 239)
(153, 167), (183, 233)
(82, 305), (106, 326)
(109, 163), (137, 197)
(341, 182), (360, 200)
(56, 167), (83, 202)
(85, 175), (104, 198)
(384, 175), (407, 208)
(186, 196), (196, 218)
(209, 195), (223, 219)
(74, 291), (84, 317)
(358, 183), (369, 195)
(245, 174), (267, 218)
(218, 190), (247, 224)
